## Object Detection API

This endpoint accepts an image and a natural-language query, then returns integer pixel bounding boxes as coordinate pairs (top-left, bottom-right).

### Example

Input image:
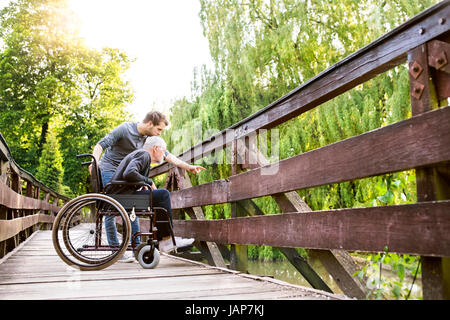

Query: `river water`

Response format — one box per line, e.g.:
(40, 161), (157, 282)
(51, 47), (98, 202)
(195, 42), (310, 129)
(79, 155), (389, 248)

(246, 258), (423, 299)
(247, 258), (344, 295)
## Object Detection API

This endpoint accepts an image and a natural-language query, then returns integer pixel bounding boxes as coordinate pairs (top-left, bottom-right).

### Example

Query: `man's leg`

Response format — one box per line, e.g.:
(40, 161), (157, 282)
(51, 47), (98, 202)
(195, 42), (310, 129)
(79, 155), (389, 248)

(101, 170), (120, 246)
(130, 217), (141, 245)
(150, 189), (193, 251)
(135, 189), (173, 240)
(152, 188), (173, 230)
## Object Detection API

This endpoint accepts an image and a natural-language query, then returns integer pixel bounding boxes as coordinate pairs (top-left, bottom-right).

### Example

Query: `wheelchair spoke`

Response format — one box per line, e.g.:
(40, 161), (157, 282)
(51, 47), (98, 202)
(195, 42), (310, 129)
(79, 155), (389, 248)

(52, 194), (131, 270)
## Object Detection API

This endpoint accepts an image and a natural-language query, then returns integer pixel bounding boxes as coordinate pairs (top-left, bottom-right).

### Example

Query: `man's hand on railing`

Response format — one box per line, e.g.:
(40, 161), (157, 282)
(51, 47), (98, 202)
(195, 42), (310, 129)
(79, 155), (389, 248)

(187, 165), (206, 174)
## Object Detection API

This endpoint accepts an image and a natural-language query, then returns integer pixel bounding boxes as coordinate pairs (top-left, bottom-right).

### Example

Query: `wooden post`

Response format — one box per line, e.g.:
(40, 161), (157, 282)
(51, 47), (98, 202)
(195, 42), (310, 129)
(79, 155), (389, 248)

(408, 42), (450, 300)
(0, 160), (7, 258)
(230, 139), (248, 272)
(34, 186), (40, 233)
(25, 180), (33, 238)
(42, 192), (51, 230)
(10, 172), (20, 248)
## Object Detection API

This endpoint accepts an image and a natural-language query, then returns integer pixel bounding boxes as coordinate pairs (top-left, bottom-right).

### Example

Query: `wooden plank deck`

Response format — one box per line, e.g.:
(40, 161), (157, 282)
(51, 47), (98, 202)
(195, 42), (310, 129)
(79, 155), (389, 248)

(0, 230), (347, 300)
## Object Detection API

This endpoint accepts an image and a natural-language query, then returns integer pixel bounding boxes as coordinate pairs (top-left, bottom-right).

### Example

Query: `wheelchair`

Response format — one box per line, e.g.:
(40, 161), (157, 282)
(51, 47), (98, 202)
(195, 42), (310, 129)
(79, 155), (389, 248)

(52, 154), (176, 270)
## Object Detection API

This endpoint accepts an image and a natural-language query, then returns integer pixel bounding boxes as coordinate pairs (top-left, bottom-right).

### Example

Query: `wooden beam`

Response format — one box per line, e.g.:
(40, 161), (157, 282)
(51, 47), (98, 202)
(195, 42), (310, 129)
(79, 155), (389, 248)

(173, 201), (450, 257)
(149, 2), (450, 178)
(0, 214), (54, 242)
(171, 106), (450, 209)
(0, 181), (59, 213)
(230, 106), (450, 201)
(171, 179), (229, 209)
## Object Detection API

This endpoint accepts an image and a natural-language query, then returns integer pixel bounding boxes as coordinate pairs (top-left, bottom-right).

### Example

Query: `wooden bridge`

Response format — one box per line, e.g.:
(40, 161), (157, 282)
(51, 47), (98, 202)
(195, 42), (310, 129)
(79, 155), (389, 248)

(0, 229), (344, 300)
(1, 2), (450, 300)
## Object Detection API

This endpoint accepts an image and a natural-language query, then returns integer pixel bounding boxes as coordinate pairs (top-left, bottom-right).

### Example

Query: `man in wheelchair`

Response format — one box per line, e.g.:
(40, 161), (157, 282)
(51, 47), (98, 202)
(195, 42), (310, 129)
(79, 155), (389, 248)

(104, 136), (197, 262)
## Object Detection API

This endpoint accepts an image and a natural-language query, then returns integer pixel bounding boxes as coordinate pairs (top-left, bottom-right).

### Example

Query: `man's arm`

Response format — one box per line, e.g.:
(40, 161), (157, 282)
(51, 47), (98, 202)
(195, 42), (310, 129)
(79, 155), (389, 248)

(89, 123), (126, 174)
(164, 153), (206, 174)
(93, 144), (103, 162)
(89, 144), (103, 174)
(123, 154), (155, 188)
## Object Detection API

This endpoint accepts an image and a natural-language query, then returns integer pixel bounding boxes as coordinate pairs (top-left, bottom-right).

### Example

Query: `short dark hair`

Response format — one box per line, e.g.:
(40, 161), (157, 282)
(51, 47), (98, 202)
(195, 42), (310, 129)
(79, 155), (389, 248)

(143, 111), (169, 126)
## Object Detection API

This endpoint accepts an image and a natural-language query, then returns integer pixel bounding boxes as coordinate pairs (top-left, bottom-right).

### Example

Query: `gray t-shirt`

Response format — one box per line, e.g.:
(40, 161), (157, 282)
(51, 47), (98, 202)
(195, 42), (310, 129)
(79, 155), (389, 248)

(98, 122), (147, 172)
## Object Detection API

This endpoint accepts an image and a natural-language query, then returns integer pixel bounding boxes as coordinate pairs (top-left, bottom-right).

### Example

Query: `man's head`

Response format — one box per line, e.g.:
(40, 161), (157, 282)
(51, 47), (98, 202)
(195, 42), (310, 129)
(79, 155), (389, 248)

(143, 136), (167, 163)
(140, 111), (169, 136)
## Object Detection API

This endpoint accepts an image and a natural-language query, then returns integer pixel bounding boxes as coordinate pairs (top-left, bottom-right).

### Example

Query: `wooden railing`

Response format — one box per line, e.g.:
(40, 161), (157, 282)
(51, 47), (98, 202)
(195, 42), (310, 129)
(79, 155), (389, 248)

(0, 132), (70, 259)
(151, 1), (450, 299)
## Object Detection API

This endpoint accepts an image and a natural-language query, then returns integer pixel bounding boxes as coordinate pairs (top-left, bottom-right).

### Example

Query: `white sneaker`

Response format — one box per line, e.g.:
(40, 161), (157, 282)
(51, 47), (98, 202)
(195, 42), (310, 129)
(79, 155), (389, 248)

(159, 237), (195, 253)
(174, 237), (195, 248)
(117, 251), (134, 263)
(159, 238), (176, 253)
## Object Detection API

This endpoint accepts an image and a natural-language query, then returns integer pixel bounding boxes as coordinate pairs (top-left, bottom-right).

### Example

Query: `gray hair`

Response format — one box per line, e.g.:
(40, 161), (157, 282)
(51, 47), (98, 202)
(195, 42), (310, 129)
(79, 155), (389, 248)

(143, 136), (167, 150)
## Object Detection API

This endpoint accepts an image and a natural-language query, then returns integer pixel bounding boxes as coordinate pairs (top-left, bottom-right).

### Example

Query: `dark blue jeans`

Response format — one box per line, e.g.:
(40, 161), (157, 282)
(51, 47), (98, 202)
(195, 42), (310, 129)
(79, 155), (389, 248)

(135, 189), (173, 240)
(101, 170), (141, 246)
(101, 170), (173, 243)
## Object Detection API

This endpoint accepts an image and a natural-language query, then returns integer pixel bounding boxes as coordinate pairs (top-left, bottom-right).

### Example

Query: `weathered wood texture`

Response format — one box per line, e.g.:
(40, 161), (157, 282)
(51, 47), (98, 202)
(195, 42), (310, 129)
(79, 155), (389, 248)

(174, 201), (450, 257)
(170, 106), (450, 209)
(0, 214), (54, 242)
(0, 182), (59, 212)
(0, 230), (346, 300)
(149, 1), (450, 178)
(0, 134), (69, 202)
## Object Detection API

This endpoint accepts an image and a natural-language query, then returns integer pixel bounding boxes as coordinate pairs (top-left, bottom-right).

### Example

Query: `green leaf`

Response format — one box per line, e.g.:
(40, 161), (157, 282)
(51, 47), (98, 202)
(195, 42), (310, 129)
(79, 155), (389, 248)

(377, 190), (394, 204)
(397, 264), (405, 282)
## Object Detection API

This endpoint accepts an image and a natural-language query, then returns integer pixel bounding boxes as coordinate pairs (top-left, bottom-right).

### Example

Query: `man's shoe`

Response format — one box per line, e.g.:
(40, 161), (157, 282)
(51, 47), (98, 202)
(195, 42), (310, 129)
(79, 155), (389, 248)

(159, 239), (176, 253)
(117, 252), (135, 263)
(174, 237), (195, 248)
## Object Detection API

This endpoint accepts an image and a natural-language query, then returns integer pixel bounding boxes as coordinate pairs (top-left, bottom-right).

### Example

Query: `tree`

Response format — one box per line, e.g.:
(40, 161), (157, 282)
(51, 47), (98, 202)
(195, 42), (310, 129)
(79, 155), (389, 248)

(0, 0), (134, 195)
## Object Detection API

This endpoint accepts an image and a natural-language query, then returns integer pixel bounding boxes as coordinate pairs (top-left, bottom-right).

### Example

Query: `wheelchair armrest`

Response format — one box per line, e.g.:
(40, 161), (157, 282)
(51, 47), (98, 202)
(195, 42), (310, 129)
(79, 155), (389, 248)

(106, 180), (152, 187)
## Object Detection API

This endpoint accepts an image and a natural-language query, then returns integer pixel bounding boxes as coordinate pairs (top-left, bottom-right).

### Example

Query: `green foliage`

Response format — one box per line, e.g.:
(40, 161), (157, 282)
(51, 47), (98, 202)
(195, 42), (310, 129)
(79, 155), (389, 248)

(0, 0), (133, 196)
(162, 0), (438, 285)
(353, 251), (422, 300)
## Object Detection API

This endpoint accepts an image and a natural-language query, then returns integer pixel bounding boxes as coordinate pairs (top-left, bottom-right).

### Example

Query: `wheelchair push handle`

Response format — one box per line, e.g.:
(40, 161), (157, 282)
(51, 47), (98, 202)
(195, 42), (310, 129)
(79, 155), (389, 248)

(76, 154), (97, 166)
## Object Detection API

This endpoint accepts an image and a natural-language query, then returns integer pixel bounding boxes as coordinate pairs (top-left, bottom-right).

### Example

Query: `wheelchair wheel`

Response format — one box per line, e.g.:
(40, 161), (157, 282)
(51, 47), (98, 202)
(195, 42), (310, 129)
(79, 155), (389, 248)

(134, 243), (147, 260)
(52, 193), (131, 271)
(137, 245), (160, 269)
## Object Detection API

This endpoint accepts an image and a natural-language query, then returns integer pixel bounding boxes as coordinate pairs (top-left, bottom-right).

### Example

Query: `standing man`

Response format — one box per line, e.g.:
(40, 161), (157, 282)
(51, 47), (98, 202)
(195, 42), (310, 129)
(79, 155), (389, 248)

(91, 111), (205, 261)
(91, 111), (205, 184)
